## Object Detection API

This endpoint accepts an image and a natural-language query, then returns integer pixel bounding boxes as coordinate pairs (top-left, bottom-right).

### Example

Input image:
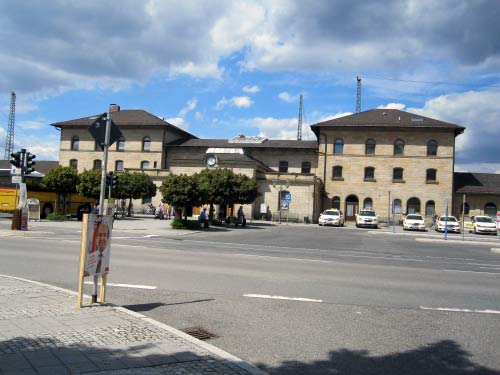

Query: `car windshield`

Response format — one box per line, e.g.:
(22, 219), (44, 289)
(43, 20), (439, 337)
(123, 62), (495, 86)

(324, 210), (339, 216)
(440, 217), (457, 222)
(476, 217), (493, 223)
(359, 211), (375, 216)
(406, 215), (423, 220)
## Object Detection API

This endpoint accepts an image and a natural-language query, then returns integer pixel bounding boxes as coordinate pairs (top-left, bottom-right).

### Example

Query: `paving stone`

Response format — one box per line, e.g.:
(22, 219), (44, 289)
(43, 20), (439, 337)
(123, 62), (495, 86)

(66, 361), (100, 373)
(36, 365), (71, 375)
(23, 351), (61, 367)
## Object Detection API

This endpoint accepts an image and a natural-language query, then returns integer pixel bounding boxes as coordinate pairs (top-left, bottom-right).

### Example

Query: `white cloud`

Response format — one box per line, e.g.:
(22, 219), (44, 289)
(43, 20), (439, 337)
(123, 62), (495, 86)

(215, 96), (253, 110)
(19, 120), (45, 130)
(278, 92), (300, 103)
(243, 85), (260, 93)
(179, 99), (197, 116)
(317, 112), (353, 123)
(407, 90), (500, 171)
(251, 116), (316, 140)
(377, 103), (406, 110)
(165, 117), (188, 130)
(232, 96), (253, 108)
(195, 111), (203, 120)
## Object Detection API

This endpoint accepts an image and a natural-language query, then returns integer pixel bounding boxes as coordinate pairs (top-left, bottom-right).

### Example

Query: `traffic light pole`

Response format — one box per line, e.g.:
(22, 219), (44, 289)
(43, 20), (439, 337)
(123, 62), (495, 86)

(93, 107), (112, 303)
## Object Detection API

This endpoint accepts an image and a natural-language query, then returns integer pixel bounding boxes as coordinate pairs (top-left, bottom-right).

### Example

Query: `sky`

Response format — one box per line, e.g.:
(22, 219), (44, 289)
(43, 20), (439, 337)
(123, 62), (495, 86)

(0, 0), (499, 172)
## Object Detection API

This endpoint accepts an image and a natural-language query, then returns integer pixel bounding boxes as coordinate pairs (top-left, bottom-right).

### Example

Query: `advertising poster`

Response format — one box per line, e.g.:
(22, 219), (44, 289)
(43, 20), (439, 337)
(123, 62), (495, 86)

(84, 214), (113, 277)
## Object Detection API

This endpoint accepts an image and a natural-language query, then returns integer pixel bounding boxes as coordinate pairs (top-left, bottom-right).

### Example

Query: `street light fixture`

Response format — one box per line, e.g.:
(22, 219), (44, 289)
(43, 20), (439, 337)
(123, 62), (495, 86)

(272, 179), (289, 224)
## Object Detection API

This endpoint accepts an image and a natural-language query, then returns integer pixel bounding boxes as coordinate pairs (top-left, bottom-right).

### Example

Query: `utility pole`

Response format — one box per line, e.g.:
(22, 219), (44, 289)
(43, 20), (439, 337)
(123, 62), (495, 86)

(356, 76), (361, 114)
(4, 92), (16, 160)
(297, 94), (303, 141)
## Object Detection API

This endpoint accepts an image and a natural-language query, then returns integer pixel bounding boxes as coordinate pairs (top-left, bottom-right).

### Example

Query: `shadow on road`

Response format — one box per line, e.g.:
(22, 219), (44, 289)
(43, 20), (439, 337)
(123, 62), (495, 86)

(258, 340), (500, 375)
(122, 299), (215, 312)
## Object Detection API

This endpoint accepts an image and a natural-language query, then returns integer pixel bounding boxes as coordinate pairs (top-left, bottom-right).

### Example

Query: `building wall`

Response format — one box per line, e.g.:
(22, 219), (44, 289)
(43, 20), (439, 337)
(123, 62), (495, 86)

(59, 126), (166, 172)
(453, 193), (500, 218)
(247, 148), (318, 174)
(317, 127), (456, 220)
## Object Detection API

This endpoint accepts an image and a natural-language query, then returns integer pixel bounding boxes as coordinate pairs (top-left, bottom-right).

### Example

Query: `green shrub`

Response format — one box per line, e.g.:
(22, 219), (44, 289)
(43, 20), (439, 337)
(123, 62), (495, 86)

(46, 213), (69, 221)
(171, 219), (201, 230)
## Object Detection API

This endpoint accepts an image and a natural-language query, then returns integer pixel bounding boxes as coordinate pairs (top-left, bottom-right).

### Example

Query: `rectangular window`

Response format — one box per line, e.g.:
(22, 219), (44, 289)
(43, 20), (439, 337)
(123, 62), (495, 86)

(115, 160), (124, 171)
(333, 166), (343, 179)
(69, 159), (78, 169)
(426, 169), (437, 182)
(364, 167), (375, 180)
(279, 161), (288, 173)
(301, 161), (311, 174)
(393, 168), (403, 181)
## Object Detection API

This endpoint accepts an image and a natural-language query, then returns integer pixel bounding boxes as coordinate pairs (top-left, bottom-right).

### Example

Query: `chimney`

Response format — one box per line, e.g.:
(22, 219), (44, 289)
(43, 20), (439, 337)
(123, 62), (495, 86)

(109, 104), (120, 112)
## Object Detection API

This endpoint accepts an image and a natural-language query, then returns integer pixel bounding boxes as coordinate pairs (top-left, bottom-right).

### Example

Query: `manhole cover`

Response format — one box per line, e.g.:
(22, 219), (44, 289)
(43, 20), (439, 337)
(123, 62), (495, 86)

(181, 327), (218, 341)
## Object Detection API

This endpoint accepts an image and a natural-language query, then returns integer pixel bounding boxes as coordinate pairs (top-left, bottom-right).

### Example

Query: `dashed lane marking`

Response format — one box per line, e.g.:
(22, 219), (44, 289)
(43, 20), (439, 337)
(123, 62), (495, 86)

(84, 281), (157, 289)
(243, 294), (322, 303)
(420, 306), (500, 315)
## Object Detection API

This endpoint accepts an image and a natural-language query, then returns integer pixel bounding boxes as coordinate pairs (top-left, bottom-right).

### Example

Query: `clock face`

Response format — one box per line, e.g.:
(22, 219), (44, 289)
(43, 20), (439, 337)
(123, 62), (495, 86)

(206, 155), (216, 167)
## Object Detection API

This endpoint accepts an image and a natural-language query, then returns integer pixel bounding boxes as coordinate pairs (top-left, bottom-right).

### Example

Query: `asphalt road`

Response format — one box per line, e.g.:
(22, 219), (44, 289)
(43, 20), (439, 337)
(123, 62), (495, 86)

(1, 217), (499, 375)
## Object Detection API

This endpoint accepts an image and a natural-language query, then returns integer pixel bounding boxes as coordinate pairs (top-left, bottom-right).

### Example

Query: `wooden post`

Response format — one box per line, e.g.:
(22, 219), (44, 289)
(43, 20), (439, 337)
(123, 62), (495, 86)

(77, 214), (88, 307)
(100, 274), (107, 303)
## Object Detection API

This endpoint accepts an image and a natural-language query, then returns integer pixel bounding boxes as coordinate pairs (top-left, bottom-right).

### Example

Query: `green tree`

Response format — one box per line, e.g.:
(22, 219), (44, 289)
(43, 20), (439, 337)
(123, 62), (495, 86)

(76, 169), (102, 199)
(40, 166), (79, 214)
(114, 172), (157, 216)
(233, 173), (259, 205)
(159, 174), (199, 220)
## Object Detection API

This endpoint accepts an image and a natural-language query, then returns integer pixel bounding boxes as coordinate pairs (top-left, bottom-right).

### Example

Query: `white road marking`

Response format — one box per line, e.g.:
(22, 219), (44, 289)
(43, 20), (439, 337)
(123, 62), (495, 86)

(420, 306), (500, 315)
(143, 234), (160, 238)
(441, 269), (500, 275)
(415, 238), (499, 246)
(243, 294), (322, 303)
(84, 281), (157, 289)
(491, 248), (500, 254)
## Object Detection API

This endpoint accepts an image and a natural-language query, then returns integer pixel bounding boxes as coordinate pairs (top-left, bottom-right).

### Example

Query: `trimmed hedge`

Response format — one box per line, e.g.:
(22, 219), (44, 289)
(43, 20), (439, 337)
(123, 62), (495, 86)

(46, 213), (69, 221)
(171, 219), (201, 230)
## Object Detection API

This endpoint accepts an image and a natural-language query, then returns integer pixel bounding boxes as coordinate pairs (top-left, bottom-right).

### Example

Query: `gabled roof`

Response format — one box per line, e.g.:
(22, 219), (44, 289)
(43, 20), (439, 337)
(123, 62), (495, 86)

(310, 109), (465, 137)
(454, 172), (500, 195)
(51, 109), (197, 139)
(170, 139), (318, 149)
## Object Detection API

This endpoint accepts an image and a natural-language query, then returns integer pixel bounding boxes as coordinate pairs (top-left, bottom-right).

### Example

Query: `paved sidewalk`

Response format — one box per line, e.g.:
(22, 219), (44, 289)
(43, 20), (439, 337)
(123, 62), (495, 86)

(0, 275), (268, 375)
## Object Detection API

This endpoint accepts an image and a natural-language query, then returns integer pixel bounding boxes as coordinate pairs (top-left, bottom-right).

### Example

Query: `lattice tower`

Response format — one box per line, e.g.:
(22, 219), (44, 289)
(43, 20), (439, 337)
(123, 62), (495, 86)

(4, 91), (16, 160)
(356, 76), (361, 113)
(297, 94), (303, 140)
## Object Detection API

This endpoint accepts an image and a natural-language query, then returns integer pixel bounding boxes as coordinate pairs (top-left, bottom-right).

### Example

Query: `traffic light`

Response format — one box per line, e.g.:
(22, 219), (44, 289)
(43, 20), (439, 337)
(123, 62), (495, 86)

(25, 152), (36, 175)
(10, 151), (22, 168)
(106, 172), (118, 190)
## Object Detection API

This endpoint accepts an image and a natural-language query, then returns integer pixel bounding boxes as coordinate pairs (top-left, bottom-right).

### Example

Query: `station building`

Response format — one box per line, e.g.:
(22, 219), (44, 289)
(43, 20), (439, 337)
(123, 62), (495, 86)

(51, 106), (499, 222)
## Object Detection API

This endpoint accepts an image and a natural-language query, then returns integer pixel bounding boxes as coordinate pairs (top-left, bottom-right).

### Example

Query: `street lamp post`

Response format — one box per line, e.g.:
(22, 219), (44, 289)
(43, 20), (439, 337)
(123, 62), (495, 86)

(272, 179), (289, 224)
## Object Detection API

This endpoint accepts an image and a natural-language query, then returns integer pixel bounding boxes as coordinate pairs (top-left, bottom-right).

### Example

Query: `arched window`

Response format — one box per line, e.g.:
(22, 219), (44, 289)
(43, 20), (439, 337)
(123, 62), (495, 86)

(334, 138), (344, 154)
(301, 161), (311, 174)
(279, 160), (288, 173)
(407, 197), (421, 214)
(393, 199), (402, 214)
(365, 139), (376, 155)
(115, 160), (124, 171)
(71, 136), (79, 150)
(142, 136), (151, 151)
(116, 136), (125, 151)
(93, 159), (102, 170)
(140, 160), (150, 169)
(427, 140), (438, 156)
(332, 196), (341, 210)
(425, 200), (435, 216)
(394, 139), (404, 155)
(363, 197), (373, 209)
(69, 159), (78, 169)
(460, 202), (470, 215)
(364, 167), (375, 180)
(426, 169), (437, 182)
(332, 165), (343, 179)
(393, 167), (404, 181)
(484, 202), (497, 216)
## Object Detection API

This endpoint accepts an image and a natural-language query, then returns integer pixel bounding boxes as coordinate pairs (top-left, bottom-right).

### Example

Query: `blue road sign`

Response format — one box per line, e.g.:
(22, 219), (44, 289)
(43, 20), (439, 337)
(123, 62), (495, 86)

(284, 193), (292, 203)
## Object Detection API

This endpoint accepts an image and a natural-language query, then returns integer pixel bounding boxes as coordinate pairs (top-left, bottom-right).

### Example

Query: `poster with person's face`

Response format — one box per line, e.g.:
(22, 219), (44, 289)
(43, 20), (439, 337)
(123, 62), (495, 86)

(84, 214), (113, 277)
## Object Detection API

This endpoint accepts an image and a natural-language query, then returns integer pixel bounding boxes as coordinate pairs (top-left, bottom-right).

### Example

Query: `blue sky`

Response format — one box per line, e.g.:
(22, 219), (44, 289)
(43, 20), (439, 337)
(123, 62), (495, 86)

(1, 0), (499, 172)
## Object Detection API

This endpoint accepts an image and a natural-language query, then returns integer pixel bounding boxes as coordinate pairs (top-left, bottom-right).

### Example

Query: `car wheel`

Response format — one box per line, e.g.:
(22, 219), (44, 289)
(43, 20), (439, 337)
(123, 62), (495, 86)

(318, 223), (323, 226)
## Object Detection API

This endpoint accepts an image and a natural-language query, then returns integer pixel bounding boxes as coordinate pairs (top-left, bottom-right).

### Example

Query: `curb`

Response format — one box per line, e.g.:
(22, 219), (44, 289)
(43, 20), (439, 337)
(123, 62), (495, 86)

(0, 273), (269, 375)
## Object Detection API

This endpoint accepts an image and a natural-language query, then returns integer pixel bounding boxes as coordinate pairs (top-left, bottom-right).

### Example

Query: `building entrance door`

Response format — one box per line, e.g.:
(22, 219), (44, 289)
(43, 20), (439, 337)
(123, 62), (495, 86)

(345, 195), (359, 221)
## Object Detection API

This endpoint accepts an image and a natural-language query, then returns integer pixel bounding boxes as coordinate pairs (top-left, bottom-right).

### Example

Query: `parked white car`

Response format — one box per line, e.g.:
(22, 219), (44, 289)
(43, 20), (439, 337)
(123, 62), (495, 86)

(318, 209), (345, 227)
(471, 216), (497, 235)
(403, 214), (426, 231)
(355, 209), (378, 228)
(435, 216), (460, 233)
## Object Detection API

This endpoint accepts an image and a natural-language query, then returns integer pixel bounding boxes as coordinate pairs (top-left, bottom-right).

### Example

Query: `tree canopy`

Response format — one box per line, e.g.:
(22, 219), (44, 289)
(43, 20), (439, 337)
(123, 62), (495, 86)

(159, 174), (199, 219)
(40, 166), (79, 213)
(76, 169), (102, 199)
(114, 172), (157, 216)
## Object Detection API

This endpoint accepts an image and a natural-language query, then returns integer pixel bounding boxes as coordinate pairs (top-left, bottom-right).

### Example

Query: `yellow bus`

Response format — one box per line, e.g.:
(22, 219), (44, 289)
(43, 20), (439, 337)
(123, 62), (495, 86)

(0, 186), (94, 219)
